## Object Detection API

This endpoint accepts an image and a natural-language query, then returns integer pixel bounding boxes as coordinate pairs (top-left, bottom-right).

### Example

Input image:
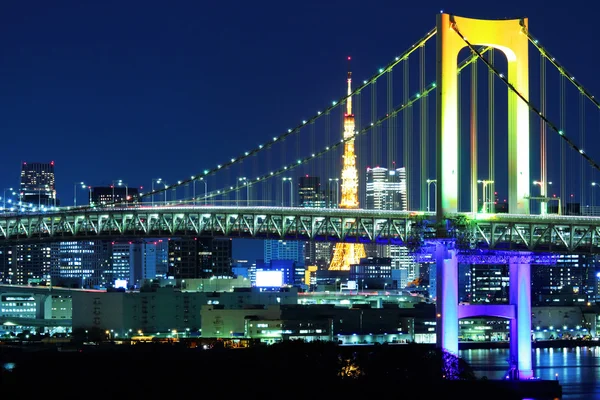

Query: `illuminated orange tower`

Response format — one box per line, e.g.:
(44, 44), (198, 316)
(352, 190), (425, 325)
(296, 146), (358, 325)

(328, 58), (366, 271)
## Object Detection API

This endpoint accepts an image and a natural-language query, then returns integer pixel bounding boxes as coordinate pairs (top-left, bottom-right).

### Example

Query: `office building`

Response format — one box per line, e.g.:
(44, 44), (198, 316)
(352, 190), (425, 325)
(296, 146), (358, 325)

(90, 186), (139, 206)
(365, 166), (416, 288)
(51, 241), (111, 288)
(168, 237), (232, 279)
(298, 175), (332, 270)
(20, 161), (57, 208)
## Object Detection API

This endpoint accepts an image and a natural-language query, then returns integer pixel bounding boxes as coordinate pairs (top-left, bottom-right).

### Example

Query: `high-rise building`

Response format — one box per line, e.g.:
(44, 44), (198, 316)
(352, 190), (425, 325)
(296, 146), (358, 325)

(364, 165), (416, 288)
(264, 240), (305, 266)
(51, 241), (111, 288)
(103, 239), (170, 289)
(298, 176), (326, 208)
(90, 186), (139, 206)
(329, 60), (366, 271)
(130, 239), (164, 288)
(365, 166), (406, 210)
(20, 161), (57, 208)
(14, 243), (53, 285)
(264, 239), (306, 284)
(168, 237), (232, 279)
(0, 244), (52, 285)
(468, 264), (509, 303)
(532, 254), (597, 305)
(0, 247), (15, 284)
(298, 175), (332, 270)
(107, 241), (132, 284)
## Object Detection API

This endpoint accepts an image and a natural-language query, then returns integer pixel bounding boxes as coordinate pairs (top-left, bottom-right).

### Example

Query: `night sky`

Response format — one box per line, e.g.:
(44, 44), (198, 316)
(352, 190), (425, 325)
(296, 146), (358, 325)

(0, 1), (598, 260)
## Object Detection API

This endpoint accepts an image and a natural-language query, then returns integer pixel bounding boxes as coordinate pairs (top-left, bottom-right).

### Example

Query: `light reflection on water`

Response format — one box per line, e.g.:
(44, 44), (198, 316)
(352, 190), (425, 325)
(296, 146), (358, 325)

(459, 346), (600, 400)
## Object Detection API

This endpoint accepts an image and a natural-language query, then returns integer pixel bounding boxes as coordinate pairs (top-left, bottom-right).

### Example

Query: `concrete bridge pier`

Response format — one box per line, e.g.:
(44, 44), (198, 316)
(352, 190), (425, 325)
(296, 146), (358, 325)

(435, 244), (534, 380)
(509, 260), (533, 379)
(435, 243), (459, 355)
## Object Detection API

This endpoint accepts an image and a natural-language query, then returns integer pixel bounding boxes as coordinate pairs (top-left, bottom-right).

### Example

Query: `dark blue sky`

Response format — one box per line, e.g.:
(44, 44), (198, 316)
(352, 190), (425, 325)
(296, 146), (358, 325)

(0, 1), (598, 260)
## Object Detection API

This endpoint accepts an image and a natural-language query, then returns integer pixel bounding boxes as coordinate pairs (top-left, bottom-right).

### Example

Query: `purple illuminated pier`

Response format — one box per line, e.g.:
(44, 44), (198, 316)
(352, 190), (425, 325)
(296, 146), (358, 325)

(436, 246), (535, 380)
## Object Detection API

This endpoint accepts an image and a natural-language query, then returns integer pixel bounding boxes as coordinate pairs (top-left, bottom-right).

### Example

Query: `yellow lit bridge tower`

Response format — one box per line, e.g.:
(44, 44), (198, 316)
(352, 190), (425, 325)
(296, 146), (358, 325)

(328, 58), (366, 271)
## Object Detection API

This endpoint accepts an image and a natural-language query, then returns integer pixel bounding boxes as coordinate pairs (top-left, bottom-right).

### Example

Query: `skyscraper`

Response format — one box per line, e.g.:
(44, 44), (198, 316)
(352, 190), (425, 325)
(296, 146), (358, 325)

(264, 240), (305, 266)
(51, 241), (111, 288)
(365, 166), (416, 288)
(298, 176), (326, 208)
(20, 161), (57, 208)
(298, 176), (331, 270)
(365, 166), (406, 210)
(329, 59), (366, 271)
(168, 237), (232, 279)
(91, 186), (139, 206)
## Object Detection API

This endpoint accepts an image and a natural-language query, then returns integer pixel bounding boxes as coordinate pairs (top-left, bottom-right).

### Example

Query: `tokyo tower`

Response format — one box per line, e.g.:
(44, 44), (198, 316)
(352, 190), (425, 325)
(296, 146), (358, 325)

(328, 58), (366, 271)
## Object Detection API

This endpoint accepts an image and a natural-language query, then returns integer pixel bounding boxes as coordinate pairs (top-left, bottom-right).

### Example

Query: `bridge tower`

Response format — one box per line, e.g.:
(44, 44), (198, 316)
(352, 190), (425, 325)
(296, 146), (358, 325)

(329, 58), (366, 271)
(435, 14), (533, 379)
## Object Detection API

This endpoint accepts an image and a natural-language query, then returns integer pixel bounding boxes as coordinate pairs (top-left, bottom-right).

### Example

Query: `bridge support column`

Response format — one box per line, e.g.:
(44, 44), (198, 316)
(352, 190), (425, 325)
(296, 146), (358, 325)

(436, 243), (458, 355)
(509, 260), (533, 379)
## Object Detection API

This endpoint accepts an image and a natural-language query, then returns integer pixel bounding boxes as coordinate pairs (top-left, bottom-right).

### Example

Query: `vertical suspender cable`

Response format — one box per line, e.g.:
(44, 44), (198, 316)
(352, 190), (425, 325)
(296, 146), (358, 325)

(371, 80), (378, 167)
(403, 60), (411, 210)
(540, 54), (547, 214)
(387, 69), (394, 171)
(560, 75), (566, 211)
(420, 45), (427, 211)
(470, 56), (478, 213)
(356, 91), (364, 206)
(261, 144), (268, 205)
(457, 66), (462, 211)
(488, 50), (495, 209)
(325, 112), (331, 205)
(580, 94), (585, 207)
(310, 122), (315, 178)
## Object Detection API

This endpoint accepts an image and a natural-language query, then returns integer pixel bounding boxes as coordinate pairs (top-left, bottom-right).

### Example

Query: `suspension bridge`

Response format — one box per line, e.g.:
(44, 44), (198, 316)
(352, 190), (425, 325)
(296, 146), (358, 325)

(3, 13), (600, 379)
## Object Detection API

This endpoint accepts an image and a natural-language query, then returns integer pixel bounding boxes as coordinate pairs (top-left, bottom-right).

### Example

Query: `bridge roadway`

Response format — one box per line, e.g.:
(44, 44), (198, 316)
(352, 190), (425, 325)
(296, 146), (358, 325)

(0, 206), (599, 254)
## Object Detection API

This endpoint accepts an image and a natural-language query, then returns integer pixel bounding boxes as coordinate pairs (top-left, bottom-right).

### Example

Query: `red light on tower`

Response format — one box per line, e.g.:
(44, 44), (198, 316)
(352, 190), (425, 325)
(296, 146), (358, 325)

(347, 56), (351, 60)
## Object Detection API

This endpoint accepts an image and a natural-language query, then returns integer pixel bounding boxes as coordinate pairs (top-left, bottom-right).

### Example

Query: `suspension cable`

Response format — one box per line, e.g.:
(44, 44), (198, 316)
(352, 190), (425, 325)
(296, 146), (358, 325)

(128, 27), (438, 205)
(98, 38), (488, 209)
(524, 28), (600, 110)
(451, 23), (600, 175)
(176, 47), (490, 203)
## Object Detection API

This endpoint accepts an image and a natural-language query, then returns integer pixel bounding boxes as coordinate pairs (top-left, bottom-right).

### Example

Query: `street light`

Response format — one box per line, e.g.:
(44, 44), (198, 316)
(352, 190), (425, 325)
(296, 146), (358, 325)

(163, 183), (169, 205)
(73, 182), (86, 207)
(592, 182), (600, 209)
(200, 178), (207, 205)
(329, 178), (339, 208)
(533, 180), (552, 194)
(477, 180), (495, 213)
(426, 179), (437, 212)
(282, 177), (293, 207)
(533, 180), (552, 215)
(112, 180), (128, 204)
(119, 180), (128, 202)
(152, 178), (162, 207)
(238, 177), (249, 206)
(3, 187), (14, 212)
(191, 176), (197, 205)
